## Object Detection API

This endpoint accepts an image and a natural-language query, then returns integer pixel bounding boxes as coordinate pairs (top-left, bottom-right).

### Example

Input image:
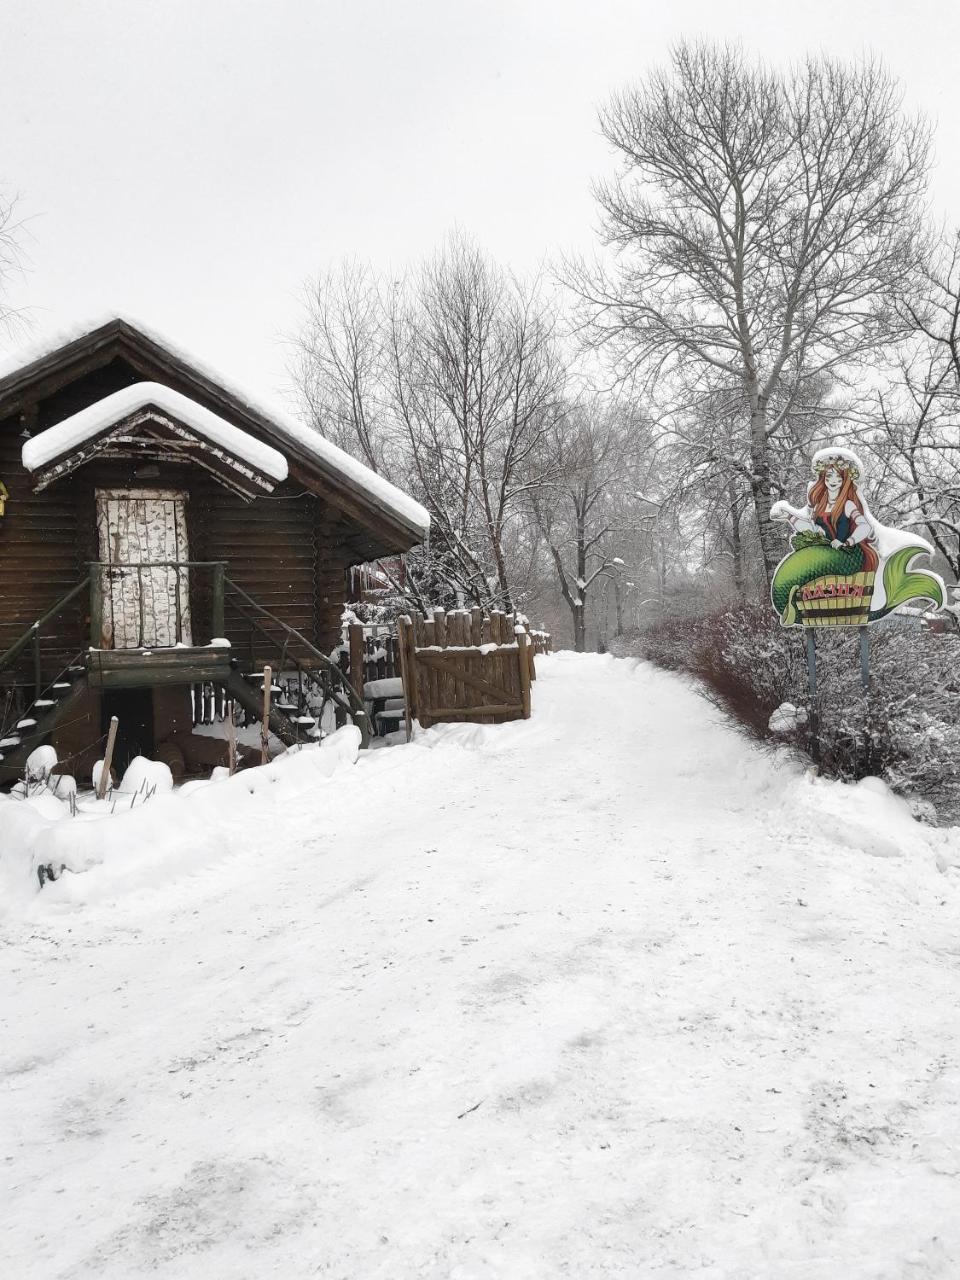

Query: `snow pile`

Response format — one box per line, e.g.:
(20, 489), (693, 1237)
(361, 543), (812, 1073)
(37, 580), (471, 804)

(780, 768), (939, 862)
(0, 727), (361, 908)
(769, 701), (808, 733)
(117, 755), (174, 796)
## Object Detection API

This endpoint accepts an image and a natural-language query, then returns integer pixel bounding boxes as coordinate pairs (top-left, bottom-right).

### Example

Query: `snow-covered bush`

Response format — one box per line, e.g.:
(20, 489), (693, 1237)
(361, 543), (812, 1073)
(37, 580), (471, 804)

(616, 605), (960, 815)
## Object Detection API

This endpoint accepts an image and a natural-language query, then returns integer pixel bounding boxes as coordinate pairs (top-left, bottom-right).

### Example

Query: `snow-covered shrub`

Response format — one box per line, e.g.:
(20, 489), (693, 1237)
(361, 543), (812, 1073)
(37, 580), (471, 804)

(616, 605), (960, 815)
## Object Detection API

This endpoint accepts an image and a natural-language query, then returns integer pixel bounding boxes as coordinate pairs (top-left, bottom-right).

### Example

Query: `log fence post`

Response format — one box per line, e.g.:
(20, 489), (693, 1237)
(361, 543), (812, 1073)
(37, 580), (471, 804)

(518, 631), (532, 719)
(261, 664), (272, 765)
(348, 623), (365, 707)
(98, 716), (119, 800)
(226, 704), (237, 776)
(397, 616), (414, 743)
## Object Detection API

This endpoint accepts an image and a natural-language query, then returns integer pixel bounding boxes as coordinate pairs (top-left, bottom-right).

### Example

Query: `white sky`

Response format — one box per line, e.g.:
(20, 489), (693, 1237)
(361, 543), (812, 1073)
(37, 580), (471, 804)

(1, 0), (958, 404)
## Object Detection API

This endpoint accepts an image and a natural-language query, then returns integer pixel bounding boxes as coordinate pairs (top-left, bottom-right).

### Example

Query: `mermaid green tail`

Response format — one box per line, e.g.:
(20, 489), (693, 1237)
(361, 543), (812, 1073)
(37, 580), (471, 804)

(771, 534), (944, 625)
(866, 545), (944, 622)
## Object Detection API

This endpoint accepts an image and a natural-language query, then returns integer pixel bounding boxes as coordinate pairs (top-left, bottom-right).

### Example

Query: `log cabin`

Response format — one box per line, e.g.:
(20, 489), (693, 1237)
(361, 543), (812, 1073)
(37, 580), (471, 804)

(0, 316), (429, 785)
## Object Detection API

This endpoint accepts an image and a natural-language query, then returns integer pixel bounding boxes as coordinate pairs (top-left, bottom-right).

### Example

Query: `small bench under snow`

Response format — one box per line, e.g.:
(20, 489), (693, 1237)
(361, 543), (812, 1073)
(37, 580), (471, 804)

(364, 677), (404, 700)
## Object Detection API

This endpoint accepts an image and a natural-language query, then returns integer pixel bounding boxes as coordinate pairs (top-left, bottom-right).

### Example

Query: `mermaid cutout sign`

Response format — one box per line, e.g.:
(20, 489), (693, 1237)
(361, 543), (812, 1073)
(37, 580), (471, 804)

(770, 447), (944, 628)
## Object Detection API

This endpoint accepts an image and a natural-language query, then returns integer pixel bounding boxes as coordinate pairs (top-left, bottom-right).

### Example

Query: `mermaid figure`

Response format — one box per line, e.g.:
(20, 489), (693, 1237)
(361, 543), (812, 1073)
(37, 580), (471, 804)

(770, 448), (944, 627)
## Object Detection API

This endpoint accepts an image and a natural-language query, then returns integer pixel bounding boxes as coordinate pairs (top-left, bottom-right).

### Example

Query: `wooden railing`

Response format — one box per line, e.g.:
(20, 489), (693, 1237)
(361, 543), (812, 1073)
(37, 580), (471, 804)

(223, 577), (370, 747)
(0, 575), (91, 705)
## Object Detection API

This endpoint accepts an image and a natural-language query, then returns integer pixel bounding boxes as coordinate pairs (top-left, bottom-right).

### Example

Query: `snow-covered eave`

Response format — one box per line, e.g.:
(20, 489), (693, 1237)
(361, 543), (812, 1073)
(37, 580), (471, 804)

(21, 383), (289, 483)
(0, 314), (431, 545)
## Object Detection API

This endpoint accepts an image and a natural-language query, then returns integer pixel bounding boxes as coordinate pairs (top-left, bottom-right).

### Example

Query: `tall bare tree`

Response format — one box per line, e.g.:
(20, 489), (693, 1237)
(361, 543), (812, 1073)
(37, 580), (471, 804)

(532, 398), (653, 651)
(873, 231), (960, 576)
(0, 186), (27, 344)
(290, 261), (386, 472)
(290, 238), (566, 613)
(570, 41), (931, 582)
(386, 237), (565, 610)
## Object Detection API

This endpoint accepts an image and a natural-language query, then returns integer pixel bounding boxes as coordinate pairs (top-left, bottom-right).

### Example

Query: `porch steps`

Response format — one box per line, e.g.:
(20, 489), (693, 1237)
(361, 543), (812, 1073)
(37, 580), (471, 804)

(220, 668), (308, 750)
(0, 667), (90, 789)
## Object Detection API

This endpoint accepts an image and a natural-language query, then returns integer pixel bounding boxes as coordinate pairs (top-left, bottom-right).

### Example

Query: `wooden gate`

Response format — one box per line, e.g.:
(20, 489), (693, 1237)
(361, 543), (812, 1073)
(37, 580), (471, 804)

(396, 608), (535, 736)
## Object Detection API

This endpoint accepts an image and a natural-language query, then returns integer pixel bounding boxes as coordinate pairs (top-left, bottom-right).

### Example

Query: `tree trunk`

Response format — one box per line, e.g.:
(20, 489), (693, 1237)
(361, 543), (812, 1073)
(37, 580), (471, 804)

(573, 602), (586, 652)
(748, 400), (782, 584)
(727, 480), (745, 598)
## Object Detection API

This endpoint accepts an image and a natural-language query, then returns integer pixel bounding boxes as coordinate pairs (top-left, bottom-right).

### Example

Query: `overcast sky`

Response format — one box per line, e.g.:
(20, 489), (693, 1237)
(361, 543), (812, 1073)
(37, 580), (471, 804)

(1, 0), (959, 406)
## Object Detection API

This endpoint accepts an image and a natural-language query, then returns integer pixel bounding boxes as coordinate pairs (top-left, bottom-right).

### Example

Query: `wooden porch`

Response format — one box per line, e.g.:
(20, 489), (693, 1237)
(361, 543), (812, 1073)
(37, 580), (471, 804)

(85, 645), (233, 689)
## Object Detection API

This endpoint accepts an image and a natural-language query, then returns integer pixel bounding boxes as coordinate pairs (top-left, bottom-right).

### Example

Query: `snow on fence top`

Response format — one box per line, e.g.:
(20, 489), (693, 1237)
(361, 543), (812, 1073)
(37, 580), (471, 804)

(21, 382), (290, 481)
(1, 313), (431, 538)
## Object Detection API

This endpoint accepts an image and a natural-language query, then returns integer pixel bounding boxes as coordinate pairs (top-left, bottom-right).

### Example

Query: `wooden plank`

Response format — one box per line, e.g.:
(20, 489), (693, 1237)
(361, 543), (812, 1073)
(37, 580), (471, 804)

(415, 650), (513, 704)
(97, 716), (118, 799)
(86, 646), (232, 689)
(447, 611), (465, 711)
(422, 617), (438, 721)
(396, 617), (412, 741)
(518, 631), (532, 719)
(470, 607), (483, 646)
(89, 661), (231, 688)
(428, 704), (522, 719)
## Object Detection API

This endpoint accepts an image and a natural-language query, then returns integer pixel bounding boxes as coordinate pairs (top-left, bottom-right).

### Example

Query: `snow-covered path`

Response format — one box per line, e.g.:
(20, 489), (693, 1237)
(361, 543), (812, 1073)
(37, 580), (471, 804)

(3, 654), (960, 1279)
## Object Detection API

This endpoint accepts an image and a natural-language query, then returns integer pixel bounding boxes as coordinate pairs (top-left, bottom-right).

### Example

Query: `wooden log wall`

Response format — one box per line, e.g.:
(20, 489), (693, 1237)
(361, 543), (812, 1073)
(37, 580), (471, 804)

(0, 433), (357, 690)
(0, 419), (84, 677)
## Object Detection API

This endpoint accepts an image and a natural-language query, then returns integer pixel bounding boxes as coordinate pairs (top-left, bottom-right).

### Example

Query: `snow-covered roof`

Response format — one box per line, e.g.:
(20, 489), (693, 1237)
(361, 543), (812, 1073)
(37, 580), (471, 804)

(21, 382), (289, 482)
(0, 313), (430, 538)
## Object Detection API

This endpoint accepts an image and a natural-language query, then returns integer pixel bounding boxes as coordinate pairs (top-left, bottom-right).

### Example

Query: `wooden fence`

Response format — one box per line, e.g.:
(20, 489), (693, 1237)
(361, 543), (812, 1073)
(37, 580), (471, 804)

(395, 608), (537, 736)
(344, 623), (403, 689)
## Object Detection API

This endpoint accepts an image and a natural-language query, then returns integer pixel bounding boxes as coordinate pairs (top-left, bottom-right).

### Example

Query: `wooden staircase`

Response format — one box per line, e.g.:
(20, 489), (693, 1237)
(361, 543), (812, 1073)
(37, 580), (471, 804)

(0, 569), (369, 789)
(0, 662), (88, 787)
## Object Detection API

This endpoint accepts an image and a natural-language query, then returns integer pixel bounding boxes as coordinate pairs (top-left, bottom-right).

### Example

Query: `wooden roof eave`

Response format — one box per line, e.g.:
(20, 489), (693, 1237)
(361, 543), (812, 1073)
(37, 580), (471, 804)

(0, 320), (128, 416)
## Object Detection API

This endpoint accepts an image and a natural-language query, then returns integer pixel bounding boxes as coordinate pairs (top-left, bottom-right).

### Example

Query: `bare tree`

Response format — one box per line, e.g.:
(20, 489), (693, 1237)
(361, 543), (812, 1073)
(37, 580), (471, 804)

(290, 261), (386, 471)
(289, 238), (568, 614)
(0, 187), (27, 343)
(386, 236), (565, 610)
(532, 398), (653, 651)
(570, 41), (931, 583)
(873, 231), (960, 576)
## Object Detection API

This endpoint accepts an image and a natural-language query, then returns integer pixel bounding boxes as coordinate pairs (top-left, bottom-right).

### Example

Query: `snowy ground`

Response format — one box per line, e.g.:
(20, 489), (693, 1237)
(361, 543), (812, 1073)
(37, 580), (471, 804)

(2, 654), (960, 1279)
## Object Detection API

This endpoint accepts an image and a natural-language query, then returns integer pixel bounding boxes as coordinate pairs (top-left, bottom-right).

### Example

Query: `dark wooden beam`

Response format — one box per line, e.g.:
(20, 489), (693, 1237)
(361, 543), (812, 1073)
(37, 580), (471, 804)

(86, 646), (232, 689)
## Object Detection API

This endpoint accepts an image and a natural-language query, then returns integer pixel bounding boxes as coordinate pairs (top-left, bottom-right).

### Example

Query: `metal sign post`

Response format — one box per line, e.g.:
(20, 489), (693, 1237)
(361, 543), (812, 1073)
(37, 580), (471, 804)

(805, 629), (820, 765)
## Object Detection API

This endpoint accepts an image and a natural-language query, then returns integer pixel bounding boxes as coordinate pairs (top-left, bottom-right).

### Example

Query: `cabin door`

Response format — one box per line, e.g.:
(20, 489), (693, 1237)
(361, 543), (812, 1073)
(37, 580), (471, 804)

(95, 490), (192, 648)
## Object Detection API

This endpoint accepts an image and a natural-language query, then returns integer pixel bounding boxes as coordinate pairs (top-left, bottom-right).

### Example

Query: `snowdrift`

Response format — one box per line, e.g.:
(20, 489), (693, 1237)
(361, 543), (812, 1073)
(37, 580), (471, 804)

(0, 726), (362, 909)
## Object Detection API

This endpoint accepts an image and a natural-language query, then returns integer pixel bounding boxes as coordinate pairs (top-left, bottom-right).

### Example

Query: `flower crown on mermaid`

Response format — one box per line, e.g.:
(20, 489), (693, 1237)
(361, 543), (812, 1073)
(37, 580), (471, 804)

(811, 448), (861, 483)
